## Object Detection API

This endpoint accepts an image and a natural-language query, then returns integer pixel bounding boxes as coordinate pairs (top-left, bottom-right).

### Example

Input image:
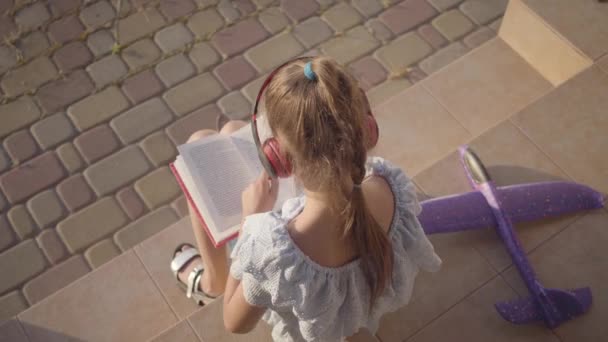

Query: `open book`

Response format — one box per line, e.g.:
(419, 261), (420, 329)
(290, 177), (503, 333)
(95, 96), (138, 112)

(170, 120), (299, 247)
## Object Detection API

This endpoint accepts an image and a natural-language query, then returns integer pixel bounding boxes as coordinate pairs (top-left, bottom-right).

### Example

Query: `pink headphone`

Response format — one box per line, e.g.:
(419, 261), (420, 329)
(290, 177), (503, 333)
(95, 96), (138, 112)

(251, 57), (380, 178)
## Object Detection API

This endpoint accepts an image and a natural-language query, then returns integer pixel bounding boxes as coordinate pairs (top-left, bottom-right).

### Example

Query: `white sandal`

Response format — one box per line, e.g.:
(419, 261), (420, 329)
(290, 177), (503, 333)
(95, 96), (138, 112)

(170, 243), (217, 305)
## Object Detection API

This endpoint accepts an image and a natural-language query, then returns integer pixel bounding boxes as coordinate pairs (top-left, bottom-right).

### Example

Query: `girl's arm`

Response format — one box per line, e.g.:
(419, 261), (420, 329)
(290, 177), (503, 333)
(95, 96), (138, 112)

(223, 275), (266, 333)
(223, 171), (278, 333)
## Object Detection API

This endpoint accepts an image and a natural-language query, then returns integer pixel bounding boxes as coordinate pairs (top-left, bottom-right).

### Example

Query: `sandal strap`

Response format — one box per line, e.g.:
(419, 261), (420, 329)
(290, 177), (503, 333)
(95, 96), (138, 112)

(171, 248), (200, 277)
(186, 267), (202, 298)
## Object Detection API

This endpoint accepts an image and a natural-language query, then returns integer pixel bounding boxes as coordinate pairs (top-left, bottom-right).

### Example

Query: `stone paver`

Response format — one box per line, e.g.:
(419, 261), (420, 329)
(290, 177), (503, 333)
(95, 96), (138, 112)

(1, 57), (57, 97)
(15, 2), (50, 31)
(134, 167), (181, 209)
(114, 206), (178, 251)
(259, 7), (290, 34)
(26, 190), (65, 229)
(84, 145), (151, 196)
(281, 0), (319, 22)
(321, 25), (379, 64)
(171, 196), (188, 217)
(0, 148), (10, 174)
(48, 0), (81, 17)
(80, 0), (115, 29)
(189, 42), (221, 72)
(0, 96), (40, 137)
(294, 17), (333, 49)
(159, 0), (196, 21)
(367, 78), (412, 106)
(6, 205), (38, 240)
(247, 32), (305, 72)
(22, 255), (89, 305)
(0, 46), (17, 76)
(56, 142), (84, 173)
(86, 29), (115, 57)
(0, 240), (47, 294)
(30, 113), (76, 150)
(211, 18), (269, 57)
(74, 125), (121, 164)
(86, 54), (128, 88)
(187, 8), (224, 39)
(84, 239), (121, 269)
(52, 41), (93, 73)
(0, 292), (28, 323)
(217, 91), (251, 119)
(322, 3), (362, 33)
(419, 41), (469, 74)
(56, 197), (128, 253)
(379, 0), (437, 35)
(121, 69), (164, 104)
(122, 38), (161, 70)
(0, 152), (65, 204)
(365, 18), (394, 43)
(165, 104), (221, 145)
(214, 56), (257, 90)
(432, 9), (475, 41)
(48, 15), (85, 44)
(7, 206), (37, 241)
(352, 0), (383, 18)
(111, 98), (174, 144)
(116, 187), (147, 220)
(350, 56), (388, 90)
(3, 130), (38, 163)
(155, 54), (196, 87)
(36, 70), (94, 114)
(140, 132), (177, 167)
(375, 32), (433, 74)
(418, 24), (448, 49)
(116, 7), (166, 45)
(35, 229), (68, 265)
(427, 0), (463, 11)
(163, 73), (224, 116)
(464, 26), (496, 48)
(16, 31), (50, 61)
(155, 23), (193, 54)
(68, 86), (130, 131)
(0, 216), (15, 253)
(459, 0), (507, 25)
(56, 174), (95, 212)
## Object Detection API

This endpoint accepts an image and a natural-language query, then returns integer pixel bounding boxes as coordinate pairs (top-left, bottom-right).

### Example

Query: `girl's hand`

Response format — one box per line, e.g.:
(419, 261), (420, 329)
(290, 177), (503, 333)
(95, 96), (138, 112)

(241, 171), (279, 217)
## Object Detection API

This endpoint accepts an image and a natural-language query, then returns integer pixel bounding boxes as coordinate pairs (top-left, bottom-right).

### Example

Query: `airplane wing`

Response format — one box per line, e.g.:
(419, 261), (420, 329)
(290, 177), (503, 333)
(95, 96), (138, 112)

(419, 181), (605, 235)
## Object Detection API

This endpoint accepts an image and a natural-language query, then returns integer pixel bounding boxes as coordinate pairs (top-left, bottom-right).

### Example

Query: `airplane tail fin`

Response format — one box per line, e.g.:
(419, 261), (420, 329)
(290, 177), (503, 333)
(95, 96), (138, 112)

(495, 287), (592, 328)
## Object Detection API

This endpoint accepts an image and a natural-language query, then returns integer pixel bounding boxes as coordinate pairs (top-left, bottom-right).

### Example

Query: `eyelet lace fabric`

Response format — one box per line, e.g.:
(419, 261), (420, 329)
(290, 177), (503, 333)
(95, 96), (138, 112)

(230, 157), (442, 342)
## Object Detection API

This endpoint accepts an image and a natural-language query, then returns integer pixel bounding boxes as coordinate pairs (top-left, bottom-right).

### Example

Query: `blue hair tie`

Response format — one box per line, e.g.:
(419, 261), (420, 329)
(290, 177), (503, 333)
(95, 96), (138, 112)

(304, 61), (317, 81)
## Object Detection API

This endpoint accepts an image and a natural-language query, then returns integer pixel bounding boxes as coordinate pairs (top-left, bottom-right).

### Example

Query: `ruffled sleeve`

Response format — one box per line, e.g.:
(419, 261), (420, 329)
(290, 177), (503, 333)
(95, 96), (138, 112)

(366, 157), (442, 273)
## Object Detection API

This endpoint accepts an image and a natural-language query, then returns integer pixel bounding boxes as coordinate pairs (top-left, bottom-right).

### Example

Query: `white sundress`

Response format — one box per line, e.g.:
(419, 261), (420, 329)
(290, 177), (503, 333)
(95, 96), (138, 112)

(229, 157), (442, 342)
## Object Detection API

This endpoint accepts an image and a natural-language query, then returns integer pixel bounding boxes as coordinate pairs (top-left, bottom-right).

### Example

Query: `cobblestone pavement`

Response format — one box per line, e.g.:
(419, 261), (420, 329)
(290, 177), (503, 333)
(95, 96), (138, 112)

(0, 0), (507, 319)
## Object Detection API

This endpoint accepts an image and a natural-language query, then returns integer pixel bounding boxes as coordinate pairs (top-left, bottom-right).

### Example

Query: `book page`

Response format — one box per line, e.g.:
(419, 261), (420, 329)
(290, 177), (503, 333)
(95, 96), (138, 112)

(178, 135), (255, 232)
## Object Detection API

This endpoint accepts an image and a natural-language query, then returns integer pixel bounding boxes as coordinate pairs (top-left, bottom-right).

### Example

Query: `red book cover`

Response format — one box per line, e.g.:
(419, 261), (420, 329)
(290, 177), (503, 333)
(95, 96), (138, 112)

(169, 163), (238, 248)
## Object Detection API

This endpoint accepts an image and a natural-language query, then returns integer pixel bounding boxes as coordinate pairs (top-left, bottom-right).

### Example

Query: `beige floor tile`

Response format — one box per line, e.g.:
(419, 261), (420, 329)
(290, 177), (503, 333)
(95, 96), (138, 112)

(371, 85), (472, 176)
(502, 210), (608, 342)
(511, 66), (608, 194)
(134, 217), (201, 320)
(598, 54), (608, 74)
(415, 121), (581, 272)
(188, 297), (273, 342)
(151, 320), (201, 342)
(423, 38), (552, 135)
(376, 232), (496, 342)
(408, 276), (560, 342)
(0, 319), (29, 342)
(18, 251), (177, 342)
(523, 0), (608, 60)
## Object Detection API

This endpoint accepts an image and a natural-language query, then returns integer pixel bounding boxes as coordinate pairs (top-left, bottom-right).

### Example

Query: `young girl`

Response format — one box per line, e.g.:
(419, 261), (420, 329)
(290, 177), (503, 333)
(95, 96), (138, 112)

(170, 57), (441, 341)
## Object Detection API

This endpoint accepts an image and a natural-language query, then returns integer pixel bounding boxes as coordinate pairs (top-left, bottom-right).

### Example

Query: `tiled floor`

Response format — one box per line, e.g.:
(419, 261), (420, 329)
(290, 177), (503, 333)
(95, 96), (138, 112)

(2, 1), (607, 341)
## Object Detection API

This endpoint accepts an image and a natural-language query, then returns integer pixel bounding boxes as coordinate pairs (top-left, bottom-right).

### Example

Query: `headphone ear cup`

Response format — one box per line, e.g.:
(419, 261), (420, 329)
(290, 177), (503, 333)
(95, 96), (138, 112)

(365, 113), (379, 149)
(263, 138), (292, 178)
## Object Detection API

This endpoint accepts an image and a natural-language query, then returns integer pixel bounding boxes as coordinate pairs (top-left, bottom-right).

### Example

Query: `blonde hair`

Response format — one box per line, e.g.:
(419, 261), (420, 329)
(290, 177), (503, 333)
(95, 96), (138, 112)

(264, 57), (393, 306)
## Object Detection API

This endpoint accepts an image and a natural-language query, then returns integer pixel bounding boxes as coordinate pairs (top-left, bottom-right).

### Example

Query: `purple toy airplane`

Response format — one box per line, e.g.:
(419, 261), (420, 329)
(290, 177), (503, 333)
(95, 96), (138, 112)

(416, 146), (605, 328)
